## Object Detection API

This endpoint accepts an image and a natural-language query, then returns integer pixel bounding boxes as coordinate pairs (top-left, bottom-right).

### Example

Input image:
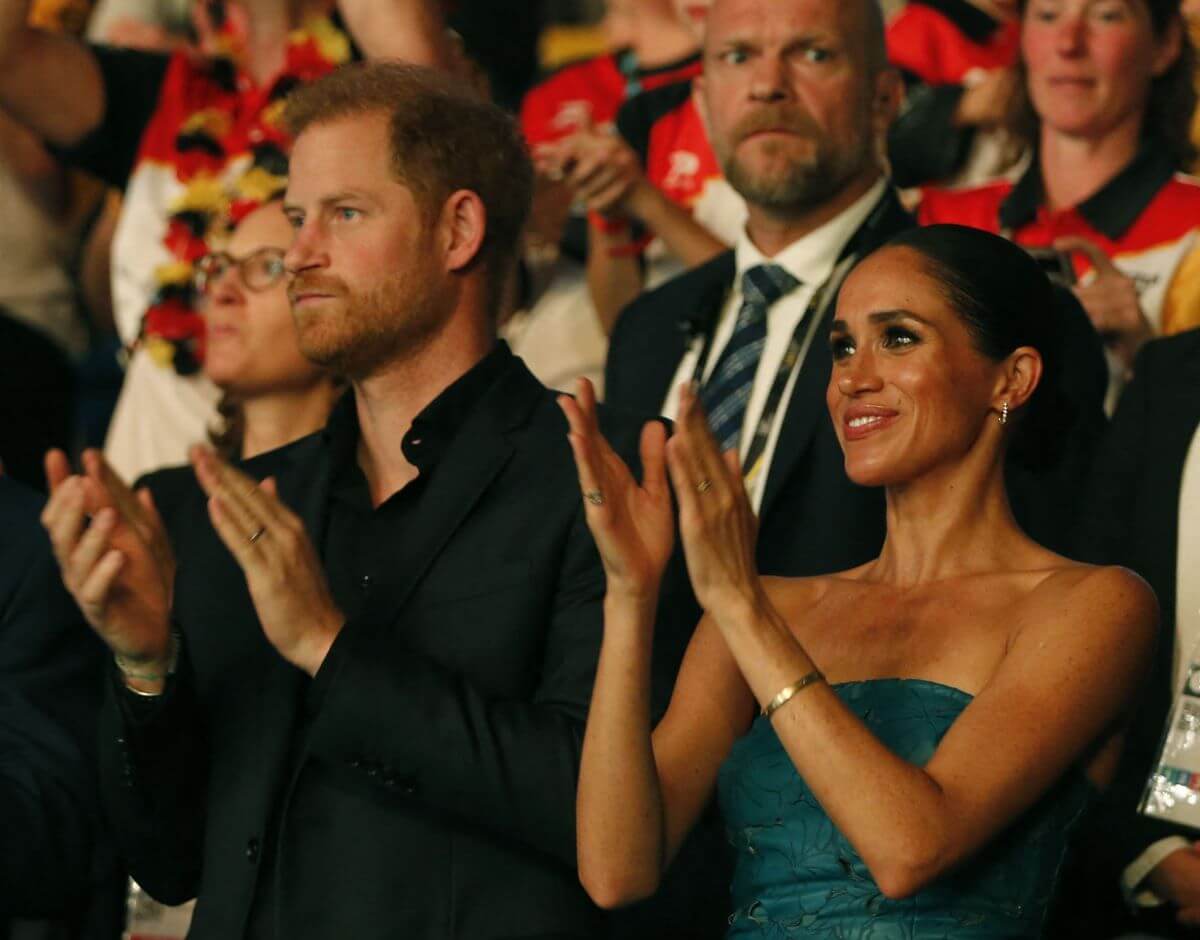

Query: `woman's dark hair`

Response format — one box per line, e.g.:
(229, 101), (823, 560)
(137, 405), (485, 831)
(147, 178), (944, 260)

(880, 224), (1074, 470)
(1008, 0), (1196, 168)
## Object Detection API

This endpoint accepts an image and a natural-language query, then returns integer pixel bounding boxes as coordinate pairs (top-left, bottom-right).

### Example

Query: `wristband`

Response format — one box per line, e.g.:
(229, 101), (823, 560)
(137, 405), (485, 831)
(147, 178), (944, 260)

(588, 211), (631, 234)
(115, 631), (180, 683)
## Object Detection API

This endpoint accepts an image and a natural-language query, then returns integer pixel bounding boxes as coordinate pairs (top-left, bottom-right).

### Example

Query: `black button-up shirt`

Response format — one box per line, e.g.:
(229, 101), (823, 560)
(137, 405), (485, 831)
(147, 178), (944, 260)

(244, 344), (510, 938)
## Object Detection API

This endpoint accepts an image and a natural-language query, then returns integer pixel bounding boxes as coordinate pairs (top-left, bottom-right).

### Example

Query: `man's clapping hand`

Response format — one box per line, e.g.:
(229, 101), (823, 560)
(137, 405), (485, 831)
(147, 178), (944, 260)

(190, 446), (344, 677)
(40, 449), (175, 690)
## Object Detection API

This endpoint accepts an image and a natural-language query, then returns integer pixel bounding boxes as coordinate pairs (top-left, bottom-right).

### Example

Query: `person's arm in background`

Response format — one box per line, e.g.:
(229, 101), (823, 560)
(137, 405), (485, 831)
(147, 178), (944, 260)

(0, 0), (106, 148)
(537, 127), (727, 334)
(337, 0), (456, 69)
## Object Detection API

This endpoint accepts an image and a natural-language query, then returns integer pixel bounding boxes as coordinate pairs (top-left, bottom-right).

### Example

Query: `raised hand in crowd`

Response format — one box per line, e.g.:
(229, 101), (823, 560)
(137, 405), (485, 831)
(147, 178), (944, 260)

(954, 65), (1019, 129)
(537, 124), (727, 334)
(39, 449), (175, 691)
(536, 125), (649, 221)
(189, 445), (344, 677)
(1055, 235), (1152, 370)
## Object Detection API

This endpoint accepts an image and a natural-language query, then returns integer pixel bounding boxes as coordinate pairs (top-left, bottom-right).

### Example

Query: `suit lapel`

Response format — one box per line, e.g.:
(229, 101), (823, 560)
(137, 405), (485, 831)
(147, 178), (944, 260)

(646, 254), (734, 410)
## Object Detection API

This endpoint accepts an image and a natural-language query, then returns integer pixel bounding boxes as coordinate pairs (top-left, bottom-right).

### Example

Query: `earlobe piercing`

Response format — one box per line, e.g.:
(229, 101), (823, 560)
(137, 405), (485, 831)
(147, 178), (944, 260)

(998, 401), (1009, 426)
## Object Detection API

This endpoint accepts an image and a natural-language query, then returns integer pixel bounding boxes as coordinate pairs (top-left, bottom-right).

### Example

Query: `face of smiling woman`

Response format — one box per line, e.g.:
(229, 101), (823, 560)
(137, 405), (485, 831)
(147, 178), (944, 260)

(825, 247), (1013, 489)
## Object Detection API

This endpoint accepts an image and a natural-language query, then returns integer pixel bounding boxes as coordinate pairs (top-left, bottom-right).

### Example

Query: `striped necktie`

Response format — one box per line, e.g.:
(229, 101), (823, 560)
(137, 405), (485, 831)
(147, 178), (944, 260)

(700, 263), (801, 455)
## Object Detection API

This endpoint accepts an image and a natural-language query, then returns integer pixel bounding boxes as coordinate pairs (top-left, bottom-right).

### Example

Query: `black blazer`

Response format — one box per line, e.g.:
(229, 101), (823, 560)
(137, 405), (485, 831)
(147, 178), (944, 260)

(0, 477), (118, 932)
(606, 188), (1108, 590)
(1052, 330), (1200, 939)
(100, 348), (640, 940)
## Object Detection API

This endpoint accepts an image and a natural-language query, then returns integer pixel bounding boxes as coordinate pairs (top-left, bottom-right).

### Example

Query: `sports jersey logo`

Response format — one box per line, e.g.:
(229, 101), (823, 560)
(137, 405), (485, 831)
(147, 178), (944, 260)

(664, 150), (702, 192)
(553, 100), (593, 133)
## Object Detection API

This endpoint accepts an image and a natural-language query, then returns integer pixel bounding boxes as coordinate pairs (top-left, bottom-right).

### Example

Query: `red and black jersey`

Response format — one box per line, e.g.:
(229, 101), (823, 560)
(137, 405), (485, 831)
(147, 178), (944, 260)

(520, 50), (700, 148)
(919, 144), (1200, 337)
(618, 80), (720, 213)
(887, 0), (1018, 86)
(616, 79), (746, 248)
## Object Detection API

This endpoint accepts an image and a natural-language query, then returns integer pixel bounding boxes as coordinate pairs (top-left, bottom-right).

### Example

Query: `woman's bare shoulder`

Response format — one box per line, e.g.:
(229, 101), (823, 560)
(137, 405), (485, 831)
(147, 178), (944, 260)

(1017, 561), (1159, 648)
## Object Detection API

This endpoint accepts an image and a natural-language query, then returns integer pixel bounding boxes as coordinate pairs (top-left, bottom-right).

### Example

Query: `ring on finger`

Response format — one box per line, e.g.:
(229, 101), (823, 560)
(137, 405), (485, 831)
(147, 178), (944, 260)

(248, 526), (267, 545)
(696, 479), (713, 494)
(584, 490), (605, 506)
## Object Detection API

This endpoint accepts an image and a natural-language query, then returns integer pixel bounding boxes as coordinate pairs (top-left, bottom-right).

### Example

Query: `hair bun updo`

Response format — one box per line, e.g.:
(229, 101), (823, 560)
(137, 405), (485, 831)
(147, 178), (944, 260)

(880, 224), (1084, 470)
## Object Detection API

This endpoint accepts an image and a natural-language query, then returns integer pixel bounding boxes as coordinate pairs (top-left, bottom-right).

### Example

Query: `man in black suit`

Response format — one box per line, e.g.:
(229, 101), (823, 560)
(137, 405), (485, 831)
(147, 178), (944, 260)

(41, 63), (637, 940)
(606, 0), (1105, 596)
(0, 474), (121, 936)
(1049, 328), (1200, 939)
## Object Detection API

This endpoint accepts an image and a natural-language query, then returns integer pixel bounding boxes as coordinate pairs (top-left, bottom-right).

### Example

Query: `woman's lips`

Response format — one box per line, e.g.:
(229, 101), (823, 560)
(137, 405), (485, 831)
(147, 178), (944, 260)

(842, 408), (899, 442)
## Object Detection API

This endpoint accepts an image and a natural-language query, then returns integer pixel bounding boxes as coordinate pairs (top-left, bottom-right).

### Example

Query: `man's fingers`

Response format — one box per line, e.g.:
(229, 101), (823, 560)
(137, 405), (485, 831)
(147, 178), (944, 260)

(76, 549), (125, 615)
(69, 508), (118, 589)
(45, 449), (72, 493)
(206, 494), (263, 569)
(82, 449), (143, 529)
(43, 479), (88, 573)
(192, 446), (285, 532)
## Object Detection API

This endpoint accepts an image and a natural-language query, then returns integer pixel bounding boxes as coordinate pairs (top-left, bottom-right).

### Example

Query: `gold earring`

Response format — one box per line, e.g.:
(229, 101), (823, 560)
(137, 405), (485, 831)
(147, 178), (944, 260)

(998, 401), (1009, 426)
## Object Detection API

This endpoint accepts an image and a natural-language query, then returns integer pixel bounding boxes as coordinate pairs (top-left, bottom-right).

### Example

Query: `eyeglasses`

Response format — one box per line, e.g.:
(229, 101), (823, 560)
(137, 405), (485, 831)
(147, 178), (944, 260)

(194, 247), (287, 295)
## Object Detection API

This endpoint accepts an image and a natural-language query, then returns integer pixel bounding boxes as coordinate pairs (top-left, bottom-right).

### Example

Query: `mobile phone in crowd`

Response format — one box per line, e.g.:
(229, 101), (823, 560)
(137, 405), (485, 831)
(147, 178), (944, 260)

(1023, 246), (1077, 288)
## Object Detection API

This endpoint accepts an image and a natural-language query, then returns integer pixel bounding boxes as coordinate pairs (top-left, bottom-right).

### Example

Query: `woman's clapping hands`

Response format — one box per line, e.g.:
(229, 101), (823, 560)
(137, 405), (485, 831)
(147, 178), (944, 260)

(559, 380), (764, 618)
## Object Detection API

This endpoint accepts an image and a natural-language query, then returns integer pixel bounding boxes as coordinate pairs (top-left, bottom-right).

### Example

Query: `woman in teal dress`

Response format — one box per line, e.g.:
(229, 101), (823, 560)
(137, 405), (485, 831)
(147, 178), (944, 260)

(558, 224), (1158, 938)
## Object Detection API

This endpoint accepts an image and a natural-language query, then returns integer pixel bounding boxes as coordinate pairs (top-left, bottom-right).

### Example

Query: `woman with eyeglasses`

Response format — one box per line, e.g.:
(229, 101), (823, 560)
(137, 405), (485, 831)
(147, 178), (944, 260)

(192, 198), (339, 462)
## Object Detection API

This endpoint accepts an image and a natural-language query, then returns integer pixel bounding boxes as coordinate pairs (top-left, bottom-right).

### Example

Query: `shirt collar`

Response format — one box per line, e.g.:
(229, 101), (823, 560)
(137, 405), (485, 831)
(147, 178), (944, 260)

(323, 342), (512, 479)
(999, 140), (1177, 240)
(733, 177), (889, 289)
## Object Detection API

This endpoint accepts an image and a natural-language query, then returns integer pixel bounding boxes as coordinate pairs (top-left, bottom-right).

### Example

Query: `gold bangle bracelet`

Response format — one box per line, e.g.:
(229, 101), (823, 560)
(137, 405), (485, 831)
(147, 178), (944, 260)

(762, 669), (825, 719)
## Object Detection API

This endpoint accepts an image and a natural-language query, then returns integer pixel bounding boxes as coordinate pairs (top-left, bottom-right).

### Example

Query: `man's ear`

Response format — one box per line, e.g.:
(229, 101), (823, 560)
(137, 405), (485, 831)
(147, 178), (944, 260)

(439, 189), (487, 274)
(994, 346), (1044, 415)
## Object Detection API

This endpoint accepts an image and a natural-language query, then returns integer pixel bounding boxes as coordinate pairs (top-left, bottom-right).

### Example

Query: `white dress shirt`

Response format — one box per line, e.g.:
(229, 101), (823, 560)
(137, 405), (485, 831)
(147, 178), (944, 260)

(1123, 418), (1200, 906)
(661, 178), (888, 511)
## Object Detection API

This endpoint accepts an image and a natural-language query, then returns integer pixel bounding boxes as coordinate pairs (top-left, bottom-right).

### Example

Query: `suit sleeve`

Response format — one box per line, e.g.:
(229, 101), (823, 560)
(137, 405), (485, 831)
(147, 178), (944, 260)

(96, 647), (209, 905)
(303, 496), (609, 867)
(0, 494), (107, 917)
(1071, 343), (1185, 887)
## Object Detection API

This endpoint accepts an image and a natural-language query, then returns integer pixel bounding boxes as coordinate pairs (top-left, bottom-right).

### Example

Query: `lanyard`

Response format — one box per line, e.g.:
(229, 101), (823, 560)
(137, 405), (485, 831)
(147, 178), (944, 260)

(688, 252), (860, 488)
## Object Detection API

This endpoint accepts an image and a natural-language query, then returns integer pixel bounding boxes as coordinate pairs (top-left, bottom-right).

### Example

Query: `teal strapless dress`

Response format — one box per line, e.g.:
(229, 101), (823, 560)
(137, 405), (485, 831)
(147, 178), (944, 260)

(717, 679), (1090, 939)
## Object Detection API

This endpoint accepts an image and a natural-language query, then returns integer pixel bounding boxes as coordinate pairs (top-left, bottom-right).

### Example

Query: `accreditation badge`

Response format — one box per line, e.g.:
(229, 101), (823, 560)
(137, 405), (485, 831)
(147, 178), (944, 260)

(1140, 662), (1200, 831)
